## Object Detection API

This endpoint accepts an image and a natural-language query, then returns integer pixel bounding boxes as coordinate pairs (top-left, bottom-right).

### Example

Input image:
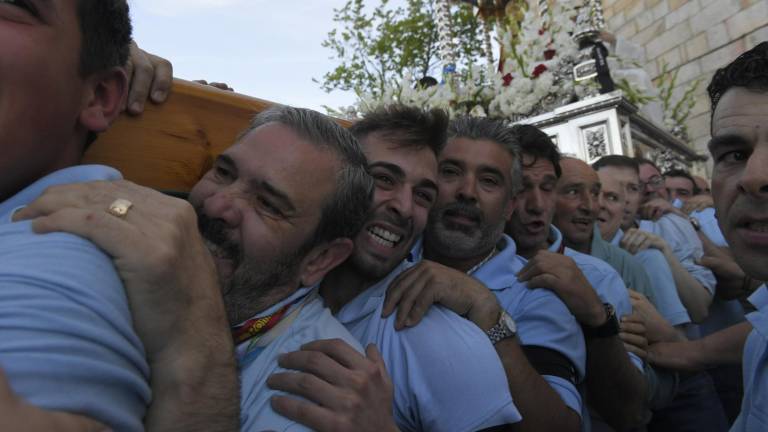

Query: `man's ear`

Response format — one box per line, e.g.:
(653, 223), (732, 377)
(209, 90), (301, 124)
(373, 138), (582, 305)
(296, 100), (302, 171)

(299, 238), (354, 287)
(78, 67), (128, 133)
(504, 195), (516, 221)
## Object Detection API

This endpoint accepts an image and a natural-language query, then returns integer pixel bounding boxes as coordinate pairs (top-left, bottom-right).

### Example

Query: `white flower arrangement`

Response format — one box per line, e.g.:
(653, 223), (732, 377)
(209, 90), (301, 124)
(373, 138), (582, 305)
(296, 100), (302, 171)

(346, 0), (602, 121)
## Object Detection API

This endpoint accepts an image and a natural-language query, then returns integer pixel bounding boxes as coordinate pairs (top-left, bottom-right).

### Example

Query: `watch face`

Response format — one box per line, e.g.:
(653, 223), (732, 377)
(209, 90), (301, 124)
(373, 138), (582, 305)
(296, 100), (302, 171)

(501, 312), (517, 335)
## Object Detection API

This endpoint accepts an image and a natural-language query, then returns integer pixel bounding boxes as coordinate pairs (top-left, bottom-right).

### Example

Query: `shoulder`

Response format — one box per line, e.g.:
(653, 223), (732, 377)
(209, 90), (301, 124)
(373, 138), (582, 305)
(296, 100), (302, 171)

(0, 222), (149, 432)
(0, 220), (129, 317)
(287, 297), (364, 353)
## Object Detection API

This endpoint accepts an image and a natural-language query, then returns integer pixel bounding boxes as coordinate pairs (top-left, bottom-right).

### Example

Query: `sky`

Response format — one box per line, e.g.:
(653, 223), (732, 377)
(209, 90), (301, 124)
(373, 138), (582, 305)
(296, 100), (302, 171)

(129, 0), (389, 112)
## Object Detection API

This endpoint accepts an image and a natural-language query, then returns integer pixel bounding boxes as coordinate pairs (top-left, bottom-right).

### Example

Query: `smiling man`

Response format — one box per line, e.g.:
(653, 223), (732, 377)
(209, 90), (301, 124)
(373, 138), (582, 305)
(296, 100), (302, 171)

(274, 105), (522, 432)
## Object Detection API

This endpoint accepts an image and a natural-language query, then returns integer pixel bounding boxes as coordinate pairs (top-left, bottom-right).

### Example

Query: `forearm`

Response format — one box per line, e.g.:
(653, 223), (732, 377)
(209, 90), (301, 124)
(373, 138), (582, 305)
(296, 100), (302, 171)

(145, 321), (239, 432)
(663, 250), (712, 322)
(584, 337), (648, 431)
(495, 339), (580, 432)
(695, 321), (752, 368)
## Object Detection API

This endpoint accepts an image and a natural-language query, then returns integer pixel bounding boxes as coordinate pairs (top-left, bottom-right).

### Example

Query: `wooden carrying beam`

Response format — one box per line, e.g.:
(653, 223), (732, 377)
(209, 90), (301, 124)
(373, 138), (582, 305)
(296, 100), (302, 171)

(83, 78), (351, 192)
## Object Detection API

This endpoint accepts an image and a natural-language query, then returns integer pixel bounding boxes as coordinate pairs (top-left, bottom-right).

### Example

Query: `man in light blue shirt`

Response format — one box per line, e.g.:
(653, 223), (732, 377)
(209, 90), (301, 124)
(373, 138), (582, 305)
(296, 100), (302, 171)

(273, 106), (521, 432)
(385, 117), (585, 431)
(0, 3), (156, 430)
(0, 166), (151, 432)
(18, 105), (390, 432)
(594, 161), (692, 330)
(645, 43), (768, 431)
(636, 157), (717, 323)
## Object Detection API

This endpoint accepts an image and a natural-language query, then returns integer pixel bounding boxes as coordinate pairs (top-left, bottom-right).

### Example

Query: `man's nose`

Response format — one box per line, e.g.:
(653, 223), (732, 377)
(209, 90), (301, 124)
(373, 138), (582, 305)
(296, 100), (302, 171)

(203, 189), (243, 228)
(739, 145), (768, 199)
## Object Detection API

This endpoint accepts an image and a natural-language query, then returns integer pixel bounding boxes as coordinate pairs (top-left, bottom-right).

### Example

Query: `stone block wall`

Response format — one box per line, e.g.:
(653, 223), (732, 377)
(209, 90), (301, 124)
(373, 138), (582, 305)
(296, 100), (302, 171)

(602, 0), (768, 174)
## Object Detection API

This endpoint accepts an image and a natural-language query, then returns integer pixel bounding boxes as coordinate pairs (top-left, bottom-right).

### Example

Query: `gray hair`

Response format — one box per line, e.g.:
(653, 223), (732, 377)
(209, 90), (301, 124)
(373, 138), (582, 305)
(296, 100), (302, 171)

(447, 116), (523, 197)
(243, 105), (374, 248)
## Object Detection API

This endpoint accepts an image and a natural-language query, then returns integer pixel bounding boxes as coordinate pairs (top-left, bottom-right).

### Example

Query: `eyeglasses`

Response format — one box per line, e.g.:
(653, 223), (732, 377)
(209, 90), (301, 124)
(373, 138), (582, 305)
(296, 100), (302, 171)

(639, 175), (664, 190)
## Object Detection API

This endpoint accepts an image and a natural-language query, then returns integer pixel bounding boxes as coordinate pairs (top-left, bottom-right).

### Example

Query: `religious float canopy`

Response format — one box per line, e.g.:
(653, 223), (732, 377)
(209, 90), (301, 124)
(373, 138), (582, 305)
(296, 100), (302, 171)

(354, 0), (707, 172)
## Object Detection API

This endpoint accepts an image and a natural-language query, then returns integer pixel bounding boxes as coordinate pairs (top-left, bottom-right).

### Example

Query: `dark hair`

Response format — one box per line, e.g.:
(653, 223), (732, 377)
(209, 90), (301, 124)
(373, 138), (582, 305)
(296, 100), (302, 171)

(510, 124), (562, 178)
(448, 116), (523, 196)
(708, 42), (768, 123)
(350, 104), (448, 157)
(76, 0), (133, 77)
(592, 155), (639, 173)
(245, 106), (374, 248)
(633, 157), (660, 174)
(664, 169), (699, 195)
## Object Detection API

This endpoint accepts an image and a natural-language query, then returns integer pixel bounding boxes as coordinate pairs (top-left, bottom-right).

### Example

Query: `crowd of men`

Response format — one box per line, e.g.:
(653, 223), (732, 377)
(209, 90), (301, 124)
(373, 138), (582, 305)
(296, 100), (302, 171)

(1, 1), (766, 431)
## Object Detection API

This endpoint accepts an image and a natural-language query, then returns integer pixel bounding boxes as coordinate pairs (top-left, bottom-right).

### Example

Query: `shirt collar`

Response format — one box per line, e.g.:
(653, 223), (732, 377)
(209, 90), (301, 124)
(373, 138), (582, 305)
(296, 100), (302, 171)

(747, 284), (768, 338)
(471, 234), (528, 290)
(0, 165), (122, 224)
(334, 260), (411, 325)
(547, 225), (563, 252)
(234, 285), (317, 328)
(610, 228), (624, 246)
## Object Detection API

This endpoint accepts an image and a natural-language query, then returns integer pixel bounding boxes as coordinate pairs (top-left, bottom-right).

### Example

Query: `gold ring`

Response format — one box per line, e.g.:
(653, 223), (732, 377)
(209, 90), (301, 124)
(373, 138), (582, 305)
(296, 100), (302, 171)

(107, 198), (133, 218)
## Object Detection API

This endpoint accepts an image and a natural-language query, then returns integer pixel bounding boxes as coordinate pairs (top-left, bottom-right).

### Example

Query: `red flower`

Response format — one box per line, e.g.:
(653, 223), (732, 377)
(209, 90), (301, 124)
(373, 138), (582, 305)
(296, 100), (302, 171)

(538, 28), (545, 36)
(544, 49), (556, 60)
(532, 64), (548, 78)
(502, 73), (514, 87)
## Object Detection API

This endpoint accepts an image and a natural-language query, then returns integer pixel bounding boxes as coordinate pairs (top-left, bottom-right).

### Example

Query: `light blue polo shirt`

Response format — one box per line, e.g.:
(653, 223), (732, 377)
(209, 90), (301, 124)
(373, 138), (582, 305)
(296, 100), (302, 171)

(690, 207), (728, 247)
(684, 206), (745, 337)
(639, 214), (716, 294)
(611, 229), (692, 327)
(335, 259), (521, 432)
(239, 286), (364, 432)
(454, 234), (587, 418)
(549, 227), (643, 373)
(0, 166), (151, 432)
(731, 285), (768, 431)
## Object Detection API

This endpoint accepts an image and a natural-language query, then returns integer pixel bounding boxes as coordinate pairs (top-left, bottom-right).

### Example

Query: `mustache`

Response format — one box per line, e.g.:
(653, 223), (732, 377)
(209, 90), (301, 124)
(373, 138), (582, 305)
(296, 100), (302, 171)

(437, 201), (483, 224)
(198, 213), (240, 261)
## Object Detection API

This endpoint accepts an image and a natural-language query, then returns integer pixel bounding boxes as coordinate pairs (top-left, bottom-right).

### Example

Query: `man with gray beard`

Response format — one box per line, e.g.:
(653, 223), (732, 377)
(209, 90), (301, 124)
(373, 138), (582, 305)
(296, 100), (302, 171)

(384, 116), (585, 432)
(16, 105), (379, 432)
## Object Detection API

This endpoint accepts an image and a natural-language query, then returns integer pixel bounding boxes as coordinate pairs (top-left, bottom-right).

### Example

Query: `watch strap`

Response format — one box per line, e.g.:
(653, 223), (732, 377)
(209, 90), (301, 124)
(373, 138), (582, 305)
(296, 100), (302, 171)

(581, 303), (619, 339)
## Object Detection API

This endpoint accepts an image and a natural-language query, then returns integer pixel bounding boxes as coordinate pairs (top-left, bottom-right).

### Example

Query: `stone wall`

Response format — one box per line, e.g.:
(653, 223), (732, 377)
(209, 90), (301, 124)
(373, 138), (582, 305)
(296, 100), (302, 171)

(601, 0), (768, 174)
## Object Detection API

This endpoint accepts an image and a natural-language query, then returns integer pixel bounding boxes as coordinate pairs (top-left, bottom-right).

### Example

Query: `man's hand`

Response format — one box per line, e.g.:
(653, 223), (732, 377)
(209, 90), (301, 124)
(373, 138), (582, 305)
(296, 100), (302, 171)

(124, 40), (173, 115)
(681, 195), (714, 214)
(619, 311), (648, 360)
(15, 180), (226, 358)
(697, 251), (760, 301)
(517, 250), (606, 327)
(268, 340), (398, 432)
(619, 228), (670, 255)
(0, 368), (105, 432)
(639, 198), (685, 220)
(628, 290), (680, 344)
(382, 260), (500, 331)
(14, 180), (239, 430)
(194, 79), (235, 92)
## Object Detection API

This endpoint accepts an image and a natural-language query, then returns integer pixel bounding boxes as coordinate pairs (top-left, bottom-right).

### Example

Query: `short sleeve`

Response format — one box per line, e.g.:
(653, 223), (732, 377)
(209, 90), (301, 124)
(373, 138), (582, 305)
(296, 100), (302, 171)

(634, 250), (691, 326)
(0, 224), (150, 432)
(387, 307), (521, 432)
(662, 215), (717, 294)
(508, 288), (586, 414)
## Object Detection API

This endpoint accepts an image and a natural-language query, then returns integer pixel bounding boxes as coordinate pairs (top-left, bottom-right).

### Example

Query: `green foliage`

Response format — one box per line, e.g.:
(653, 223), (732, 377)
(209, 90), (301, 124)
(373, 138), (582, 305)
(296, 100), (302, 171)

(615, 78), (655, 107)
(655, 61), (701, 140)
(317, 0), (487, 99)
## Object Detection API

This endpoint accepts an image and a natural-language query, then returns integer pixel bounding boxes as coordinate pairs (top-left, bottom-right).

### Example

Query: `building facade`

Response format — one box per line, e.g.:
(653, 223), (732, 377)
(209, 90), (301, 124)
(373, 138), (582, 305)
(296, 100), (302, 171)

(601, 0), (768, 174)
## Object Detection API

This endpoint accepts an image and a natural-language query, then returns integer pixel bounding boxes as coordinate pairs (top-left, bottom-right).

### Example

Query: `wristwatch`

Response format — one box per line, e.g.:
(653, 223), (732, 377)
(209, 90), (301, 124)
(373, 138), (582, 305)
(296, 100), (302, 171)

(581, 303), (620, 339)
(689, 216), (702, 231)
(487, 311), (517, 345)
